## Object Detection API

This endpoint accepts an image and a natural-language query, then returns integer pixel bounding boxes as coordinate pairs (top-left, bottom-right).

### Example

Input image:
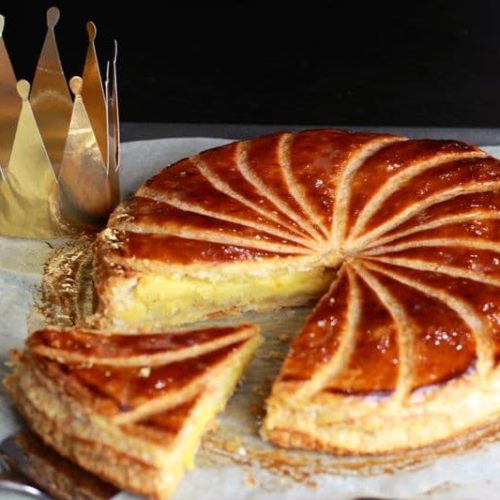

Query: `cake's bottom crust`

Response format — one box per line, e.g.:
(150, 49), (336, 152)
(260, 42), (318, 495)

(262, 368), (500, 455)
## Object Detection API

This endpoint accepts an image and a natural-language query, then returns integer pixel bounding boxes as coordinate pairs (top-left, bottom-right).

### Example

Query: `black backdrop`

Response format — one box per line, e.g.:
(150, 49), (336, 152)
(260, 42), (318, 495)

(2, 1), (500, 127)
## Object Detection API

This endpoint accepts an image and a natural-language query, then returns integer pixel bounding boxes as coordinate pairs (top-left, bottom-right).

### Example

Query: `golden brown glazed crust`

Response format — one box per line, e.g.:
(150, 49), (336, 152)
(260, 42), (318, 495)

(93, 128), (500, 453)
(6, 325), (262, 498)
(26, 326), (258, 421)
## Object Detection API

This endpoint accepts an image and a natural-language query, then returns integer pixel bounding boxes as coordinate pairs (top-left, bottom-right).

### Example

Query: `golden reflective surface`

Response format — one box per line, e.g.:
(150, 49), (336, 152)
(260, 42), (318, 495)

(31, 6), (73, 176)
(0, 81), (59, 238)
(107, 43), (120, 207)
(81, 21), (108, 166)
(0, 8), (121, 239)
(0, 15), (22, 172)
(58, 77), (112, 228)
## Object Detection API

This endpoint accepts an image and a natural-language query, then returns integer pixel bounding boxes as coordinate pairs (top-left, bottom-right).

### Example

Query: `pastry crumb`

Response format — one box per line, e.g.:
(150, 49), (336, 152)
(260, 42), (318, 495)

(206, 420), (219, 433)
(267, 350), (284, 360)
(244, 470), (256, 487)
(220, 436), (241, 453)
(252, 384), (266, 398)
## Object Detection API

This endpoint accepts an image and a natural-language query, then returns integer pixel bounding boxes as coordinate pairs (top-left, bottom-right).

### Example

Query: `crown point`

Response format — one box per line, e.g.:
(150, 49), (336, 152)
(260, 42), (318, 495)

(113, 40), (118, 63)
(86, 21), (97, 41)
(17, 80), (30, 100)
(46, 7), (60, 29)
(0, 15), (5, 36)
(69, 76), (83, 96)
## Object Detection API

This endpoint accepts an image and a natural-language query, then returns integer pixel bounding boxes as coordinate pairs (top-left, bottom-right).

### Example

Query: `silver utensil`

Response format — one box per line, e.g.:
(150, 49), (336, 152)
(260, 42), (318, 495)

(0, 431), (117, 499)
(0, 445), (50, 498)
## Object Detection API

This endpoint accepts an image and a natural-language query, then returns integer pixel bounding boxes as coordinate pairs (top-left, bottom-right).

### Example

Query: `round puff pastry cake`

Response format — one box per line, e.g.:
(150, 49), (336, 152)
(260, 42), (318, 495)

(93, 129), (500, 454)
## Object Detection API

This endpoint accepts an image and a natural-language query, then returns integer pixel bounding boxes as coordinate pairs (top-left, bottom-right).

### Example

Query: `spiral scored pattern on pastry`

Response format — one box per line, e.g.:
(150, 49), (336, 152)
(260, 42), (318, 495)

(94, 129), (500, 453)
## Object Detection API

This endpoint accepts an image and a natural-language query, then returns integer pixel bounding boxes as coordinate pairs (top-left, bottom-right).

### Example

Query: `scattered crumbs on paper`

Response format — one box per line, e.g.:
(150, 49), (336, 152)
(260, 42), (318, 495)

(252, 384), (266, 399)
(206, 420), (219, 434)
(220, 436), (242, 453)
(305, 478), (318, 489)
(244, 470), (256, 488)
(267, 350), (284, 361)
(249, 403), (264, 416)
(423, 481), (458, 496)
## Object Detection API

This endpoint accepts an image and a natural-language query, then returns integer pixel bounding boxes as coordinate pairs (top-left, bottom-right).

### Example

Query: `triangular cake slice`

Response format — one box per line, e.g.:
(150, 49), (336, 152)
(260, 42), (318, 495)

(5, 324), (261, 498)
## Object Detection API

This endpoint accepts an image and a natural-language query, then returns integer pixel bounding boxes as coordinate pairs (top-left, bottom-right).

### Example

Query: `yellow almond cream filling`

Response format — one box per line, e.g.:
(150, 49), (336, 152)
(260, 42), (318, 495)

(167, 335), (262, 482)
(113, 266), (334, 326)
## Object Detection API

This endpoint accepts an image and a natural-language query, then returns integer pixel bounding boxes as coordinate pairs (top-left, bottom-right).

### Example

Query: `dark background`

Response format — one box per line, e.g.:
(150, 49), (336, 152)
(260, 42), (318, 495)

(2, 1), (500, 128)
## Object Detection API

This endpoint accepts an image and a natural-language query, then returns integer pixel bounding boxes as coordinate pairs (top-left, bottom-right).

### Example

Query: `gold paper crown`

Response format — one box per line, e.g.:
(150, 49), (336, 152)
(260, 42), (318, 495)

(0, 7), (120, 238)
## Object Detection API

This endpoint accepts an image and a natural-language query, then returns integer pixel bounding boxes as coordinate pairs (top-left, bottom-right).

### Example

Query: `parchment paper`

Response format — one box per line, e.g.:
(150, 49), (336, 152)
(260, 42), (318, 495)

(1, 139), (500, 500)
